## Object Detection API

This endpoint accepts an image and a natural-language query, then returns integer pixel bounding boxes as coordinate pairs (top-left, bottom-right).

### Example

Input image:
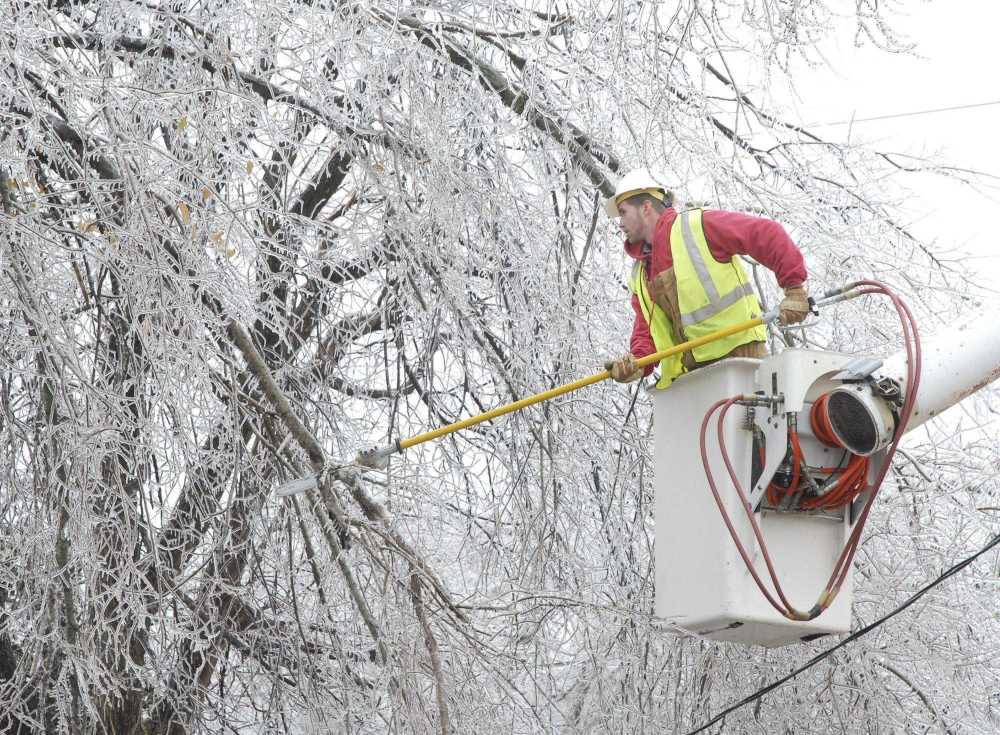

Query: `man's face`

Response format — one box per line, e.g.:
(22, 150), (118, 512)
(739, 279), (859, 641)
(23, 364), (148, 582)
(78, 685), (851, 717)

(617, 199), (647, 244)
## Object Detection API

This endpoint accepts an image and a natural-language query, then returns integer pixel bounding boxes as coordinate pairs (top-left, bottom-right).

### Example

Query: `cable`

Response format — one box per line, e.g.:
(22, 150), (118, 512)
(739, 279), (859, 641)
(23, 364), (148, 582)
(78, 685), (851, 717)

(812, 99), (1000, 127)
(683, 531), (1000, 735)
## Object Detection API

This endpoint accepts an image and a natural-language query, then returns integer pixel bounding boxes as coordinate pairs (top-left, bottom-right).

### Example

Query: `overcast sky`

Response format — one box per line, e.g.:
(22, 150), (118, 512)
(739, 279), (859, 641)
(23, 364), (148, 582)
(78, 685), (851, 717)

(785, 1), (1000, 290)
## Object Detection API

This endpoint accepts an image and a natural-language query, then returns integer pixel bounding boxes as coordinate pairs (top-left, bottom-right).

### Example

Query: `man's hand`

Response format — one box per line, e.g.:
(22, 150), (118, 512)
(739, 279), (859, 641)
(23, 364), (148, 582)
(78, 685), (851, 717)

(778, 285), (810, 325)
(604, 353), (643, 383)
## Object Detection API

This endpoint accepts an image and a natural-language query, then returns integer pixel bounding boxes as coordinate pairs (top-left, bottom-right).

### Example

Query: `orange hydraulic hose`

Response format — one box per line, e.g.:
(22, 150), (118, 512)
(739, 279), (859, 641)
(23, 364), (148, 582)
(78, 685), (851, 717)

(788, 428), (803, 500)
(800, 398), (870, 510)
(809, 393), (838, 446)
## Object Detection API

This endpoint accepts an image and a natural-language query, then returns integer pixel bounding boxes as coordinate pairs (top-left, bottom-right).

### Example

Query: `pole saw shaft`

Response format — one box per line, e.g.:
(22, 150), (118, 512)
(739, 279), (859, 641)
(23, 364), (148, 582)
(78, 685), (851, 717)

(357, 312), (776, 469)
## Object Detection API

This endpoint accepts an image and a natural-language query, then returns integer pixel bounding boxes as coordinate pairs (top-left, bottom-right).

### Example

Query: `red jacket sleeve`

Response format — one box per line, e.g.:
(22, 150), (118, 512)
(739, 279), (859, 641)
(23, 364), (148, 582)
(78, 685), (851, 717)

(629, 293), (657, 376)
(701, 210), (807, 287)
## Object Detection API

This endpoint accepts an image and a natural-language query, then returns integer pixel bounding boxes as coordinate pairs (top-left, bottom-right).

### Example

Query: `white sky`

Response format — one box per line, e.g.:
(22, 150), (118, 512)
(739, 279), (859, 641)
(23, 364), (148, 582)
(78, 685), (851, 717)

(784, 0), (1000, 288)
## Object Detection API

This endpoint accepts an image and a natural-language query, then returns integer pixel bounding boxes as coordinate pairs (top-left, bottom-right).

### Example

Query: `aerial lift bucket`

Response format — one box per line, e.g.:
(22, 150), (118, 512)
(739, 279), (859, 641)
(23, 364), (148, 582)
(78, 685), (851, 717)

(655, 286), (1000, 647)
(653, 350), (870, 647)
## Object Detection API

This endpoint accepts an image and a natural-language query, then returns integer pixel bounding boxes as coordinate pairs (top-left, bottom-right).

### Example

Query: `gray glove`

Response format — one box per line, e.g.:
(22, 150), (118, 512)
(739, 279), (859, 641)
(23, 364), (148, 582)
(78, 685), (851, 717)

(604, 353), (643, 383)
(778, 285), (810, 325)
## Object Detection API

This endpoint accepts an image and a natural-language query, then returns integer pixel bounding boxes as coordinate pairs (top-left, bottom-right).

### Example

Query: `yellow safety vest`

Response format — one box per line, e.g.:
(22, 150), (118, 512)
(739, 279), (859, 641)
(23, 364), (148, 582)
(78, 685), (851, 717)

(629, 209), (767, 389)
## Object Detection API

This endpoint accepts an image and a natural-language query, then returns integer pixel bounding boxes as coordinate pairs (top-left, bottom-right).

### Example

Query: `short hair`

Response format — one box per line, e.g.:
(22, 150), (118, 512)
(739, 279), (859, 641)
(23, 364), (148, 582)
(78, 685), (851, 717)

(629, 190), (674, 212)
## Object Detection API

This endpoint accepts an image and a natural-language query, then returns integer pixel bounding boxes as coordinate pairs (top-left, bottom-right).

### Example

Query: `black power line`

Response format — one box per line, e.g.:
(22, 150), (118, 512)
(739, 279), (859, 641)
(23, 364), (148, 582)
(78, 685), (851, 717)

(685, 531), (1000, 734)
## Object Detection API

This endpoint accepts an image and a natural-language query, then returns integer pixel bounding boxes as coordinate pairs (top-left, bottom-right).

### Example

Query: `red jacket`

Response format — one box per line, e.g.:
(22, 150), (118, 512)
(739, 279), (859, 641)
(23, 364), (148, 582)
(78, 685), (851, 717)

(625, 208), (807, 372)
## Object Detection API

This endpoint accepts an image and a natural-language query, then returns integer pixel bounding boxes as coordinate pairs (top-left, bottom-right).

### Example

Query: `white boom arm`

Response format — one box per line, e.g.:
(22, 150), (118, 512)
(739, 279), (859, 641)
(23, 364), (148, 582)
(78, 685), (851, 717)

(882, 309), (1000, 434)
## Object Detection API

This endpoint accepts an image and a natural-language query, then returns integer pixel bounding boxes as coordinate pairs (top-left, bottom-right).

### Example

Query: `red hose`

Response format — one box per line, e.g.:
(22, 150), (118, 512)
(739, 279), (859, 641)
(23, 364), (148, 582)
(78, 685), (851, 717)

(700, 397), (809, 618)
(821, 282), (921, 599)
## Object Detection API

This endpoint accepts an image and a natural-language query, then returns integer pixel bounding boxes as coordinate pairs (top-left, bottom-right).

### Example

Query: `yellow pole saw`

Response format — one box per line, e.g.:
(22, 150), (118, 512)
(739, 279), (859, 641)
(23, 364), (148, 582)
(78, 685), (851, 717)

(275, 310), (779, 497)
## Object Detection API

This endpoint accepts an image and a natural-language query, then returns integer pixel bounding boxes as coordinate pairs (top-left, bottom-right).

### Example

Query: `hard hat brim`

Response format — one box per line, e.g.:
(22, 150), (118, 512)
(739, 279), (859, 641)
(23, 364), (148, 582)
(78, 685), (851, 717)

(604, 187), (666, 217)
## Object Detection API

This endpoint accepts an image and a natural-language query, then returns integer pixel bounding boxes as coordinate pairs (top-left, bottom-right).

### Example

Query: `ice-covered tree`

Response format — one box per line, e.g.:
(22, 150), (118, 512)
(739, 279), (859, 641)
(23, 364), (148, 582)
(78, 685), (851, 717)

(1, 0), (997, 732)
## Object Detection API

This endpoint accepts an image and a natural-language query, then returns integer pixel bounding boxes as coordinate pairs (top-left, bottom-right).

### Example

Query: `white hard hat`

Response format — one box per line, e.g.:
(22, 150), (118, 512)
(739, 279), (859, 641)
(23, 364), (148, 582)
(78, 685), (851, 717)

(604, 168), (669, 217)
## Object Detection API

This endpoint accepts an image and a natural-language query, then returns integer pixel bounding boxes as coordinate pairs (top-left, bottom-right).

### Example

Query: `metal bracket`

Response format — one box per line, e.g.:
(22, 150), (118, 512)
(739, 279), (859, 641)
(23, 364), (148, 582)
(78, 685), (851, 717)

(871, 375), (903, 407)
(831, 357), (883, 383)
(746, 394), (787, 511)
(355, 442), (400, 470)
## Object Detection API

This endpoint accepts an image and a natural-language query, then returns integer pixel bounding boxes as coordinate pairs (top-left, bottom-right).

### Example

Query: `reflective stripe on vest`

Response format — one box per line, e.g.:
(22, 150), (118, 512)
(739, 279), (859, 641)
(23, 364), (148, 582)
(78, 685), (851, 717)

(629, 261), (683, 390)
(676, 211), (757, 327)
(628, 209), (767, 387)
(671, 209), (767, 362)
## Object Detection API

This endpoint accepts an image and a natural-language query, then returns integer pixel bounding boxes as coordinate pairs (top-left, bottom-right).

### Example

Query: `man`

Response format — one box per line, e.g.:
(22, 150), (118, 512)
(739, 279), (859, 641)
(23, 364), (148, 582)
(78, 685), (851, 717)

(605, 169), (810, 389)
